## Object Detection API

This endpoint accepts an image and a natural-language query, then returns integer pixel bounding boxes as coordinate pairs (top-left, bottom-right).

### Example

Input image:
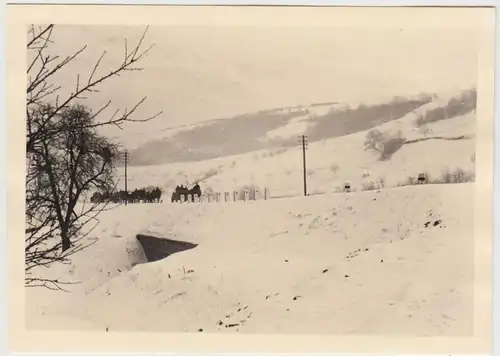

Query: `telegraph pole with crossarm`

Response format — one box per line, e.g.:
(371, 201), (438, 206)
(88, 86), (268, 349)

(124, 150), (128, 205)
(299, 135), (308, 197)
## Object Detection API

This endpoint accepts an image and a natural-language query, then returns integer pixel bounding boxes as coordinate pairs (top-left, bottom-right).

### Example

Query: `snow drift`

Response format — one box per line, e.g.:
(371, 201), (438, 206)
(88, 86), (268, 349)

(26, 183), (474, 336)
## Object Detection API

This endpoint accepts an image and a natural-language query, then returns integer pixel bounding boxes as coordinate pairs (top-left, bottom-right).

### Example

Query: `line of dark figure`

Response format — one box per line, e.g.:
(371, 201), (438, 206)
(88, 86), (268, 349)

(171, 183), (202, 203)
(90, 187), (163, 204)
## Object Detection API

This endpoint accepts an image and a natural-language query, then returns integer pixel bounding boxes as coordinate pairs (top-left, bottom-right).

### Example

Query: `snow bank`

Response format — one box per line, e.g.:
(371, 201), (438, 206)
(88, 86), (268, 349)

(27, 183), (474, 336)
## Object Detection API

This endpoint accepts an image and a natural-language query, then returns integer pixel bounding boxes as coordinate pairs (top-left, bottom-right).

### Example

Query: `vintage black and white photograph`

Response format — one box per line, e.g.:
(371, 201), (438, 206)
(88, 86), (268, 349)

(23, 6), (492, 338)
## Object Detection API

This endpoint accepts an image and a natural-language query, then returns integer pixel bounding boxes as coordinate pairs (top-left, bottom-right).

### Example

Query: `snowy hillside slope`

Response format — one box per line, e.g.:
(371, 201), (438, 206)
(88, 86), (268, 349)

(26, 183), (474, 335)
(127, 89), (474, 166)
(122, 94), (475, 199)
(126, 93), (433, 165)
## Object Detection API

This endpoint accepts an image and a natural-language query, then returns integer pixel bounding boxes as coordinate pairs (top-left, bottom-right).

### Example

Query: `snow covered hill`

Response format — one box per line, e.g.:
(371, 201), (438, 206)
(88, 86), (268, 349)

(122, 89), (475, 199)
(126, 88), (474, 166)
(26, 183), (474, 335)
(25, 87), (476, 336)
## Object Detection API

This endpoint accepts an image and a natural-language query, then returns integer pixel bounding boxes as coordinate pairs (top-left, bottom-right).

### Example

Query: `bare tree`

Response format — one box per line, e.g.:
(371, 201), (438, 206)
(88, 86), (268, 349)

(364, 129), (406, 161)
(363, 129), (385, 155)
(26, 104), (121, 287)
(25, 24), (162, 290)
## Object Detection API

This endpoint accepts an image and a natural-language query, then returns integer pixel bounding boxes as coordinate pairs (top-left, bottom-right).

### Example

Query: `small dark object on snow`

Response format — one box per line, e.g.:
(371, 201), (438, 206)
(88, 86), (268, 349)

(417, 173), (427, 184)
(322, 269), (328, 273)
(293, 296), (301, 300)
(226, 323), (239, 328)
(265, 295), (270, 300)
(187, 269), (194, 274)
(198, 328), (203, 332)
(217, 320), (223, 326)
(105, 327), (108, 332)
(425, 219), (442, 228)
(365, 248), (369, 251)
(345, 274), (349, 278)
(285, 259), (289, 262)
(380, 259), (384, 263)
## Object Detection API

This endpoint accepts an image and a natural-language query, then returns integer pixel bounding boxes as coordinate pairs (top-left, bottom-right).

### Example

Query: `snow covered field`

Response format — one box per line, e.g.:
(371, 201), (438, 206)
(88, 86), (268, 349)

(24, 86), (478, 336)
(26, 182), (474, 335)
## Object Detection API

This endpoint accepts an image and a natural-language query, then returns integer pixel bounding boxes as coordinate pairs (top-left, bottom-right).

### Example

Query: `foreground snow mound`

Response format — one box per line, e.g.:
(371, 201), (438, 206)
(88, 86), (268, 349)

(37, 183), (475, 336)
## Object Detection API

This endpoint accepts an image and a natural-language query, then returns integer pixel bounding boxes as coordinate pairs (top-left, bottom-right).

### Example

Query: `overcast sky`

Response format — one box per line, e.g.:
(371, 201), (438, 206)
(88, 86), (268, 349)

(43, 19), (481, 148)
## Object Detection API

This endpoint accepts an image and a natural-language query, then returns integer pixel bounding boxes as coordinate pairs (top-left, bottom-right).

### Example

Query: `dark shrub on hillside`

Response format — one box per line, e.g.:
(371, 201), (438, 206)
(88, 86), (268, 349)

(415, 88), (476, 126)
(364, 129), (406, 161)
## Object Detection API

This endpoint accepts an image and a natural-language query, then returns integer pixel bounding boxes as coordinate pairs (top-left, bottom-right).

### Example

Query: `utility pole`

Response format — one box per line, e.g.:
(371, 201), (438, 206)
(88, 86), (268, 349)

(124, 150), (128, 205)
(299, 135), (308, 197)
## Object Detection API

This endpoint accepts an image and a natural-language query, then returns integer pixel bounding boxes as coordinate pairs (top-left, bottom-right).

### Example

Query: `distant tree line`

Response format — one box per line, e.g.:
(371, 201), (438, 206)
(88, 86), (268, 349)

(415, 88), (476, 126)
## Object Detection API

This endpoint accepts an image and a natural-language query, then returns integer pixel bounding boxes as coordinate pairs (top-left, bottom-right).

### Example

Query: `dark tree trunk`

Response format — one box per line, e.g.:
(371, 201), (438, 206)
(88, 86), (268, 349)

(61, 229), (70, 252)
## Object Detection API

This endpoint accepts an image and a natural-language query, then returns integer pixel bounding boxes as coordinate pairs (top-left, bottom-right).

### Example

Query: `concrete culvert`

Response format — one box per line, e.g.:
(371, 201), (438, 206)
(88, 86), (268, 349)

(136, 234), (198, 263)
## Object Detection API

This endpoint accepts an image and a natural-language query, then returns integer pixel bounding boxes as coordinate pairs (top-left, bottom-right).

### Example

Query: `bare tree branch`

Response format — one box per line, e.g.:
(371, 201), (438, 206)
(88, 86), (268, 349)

(25, 24), (163, 290)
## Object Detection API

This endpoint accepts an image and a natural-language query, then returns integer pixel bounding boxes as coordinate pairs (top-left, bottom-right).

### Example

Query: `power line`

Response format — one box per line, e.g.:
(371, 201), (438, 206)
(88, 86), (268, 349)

(298, 135), (308, 197)
(124, 150), (128, 206)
